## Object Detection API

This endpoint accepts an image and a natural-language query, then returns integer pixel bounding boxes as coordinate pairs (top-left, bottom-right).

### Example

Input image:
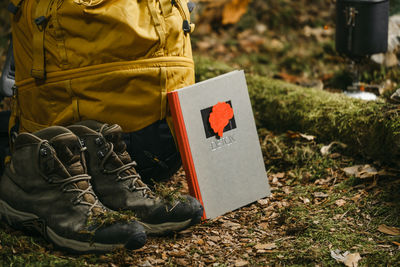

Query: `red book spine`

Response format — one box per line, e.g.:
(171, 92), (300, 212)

(168, 91), (206, 219)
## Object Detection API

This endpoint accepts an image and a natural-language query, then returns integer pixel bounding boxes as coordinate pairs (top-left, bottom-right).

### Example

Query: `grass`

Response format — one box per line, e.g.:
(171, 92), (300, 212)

(252, 129), (400, 266)
(0, 0), (399, 264)
(0, 55), (397, 266)
(1, 127), (399, 265)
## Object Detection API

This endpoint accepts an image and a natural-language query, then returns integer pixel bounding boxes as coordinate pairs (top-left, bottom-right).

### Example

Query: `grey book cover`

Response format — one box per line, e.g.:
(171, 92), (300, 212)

(168, 70), (270, 219)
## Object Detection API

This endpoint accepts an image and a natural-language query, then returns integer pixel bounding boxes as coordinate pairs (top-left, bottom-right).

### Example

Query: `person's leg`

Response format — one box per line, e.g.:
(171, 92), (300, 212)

(123, 119), (182, 185)
(0, 110), (10, 177)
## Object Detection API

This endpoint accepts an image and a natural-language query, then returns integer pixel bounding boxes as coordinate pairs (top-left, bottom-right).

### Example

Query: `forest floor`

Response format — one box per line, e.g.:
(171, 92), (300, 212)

(1, 129), (400, 266)
(1, 0), (400, 266)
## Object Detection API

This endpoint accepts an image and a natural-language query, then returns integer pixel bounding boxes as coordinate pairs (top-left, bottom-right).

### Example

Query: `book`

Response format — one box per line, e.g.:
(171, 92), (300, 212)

(168, 70), (270, 219)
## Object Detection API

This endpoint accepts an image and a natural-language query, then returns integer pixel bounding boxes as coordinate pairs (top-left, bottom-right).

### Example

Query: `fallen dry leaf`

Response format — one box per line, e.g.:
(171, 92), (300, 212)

(256, 249), (277, 254)
(175, 258), (188, 266)
(377, 169), (399, 177)
(209, 236), (220, 243)
(196, 239), (205, 245)
(161, 252), (167, 260)
(343, 253), (362, 267)
(358, 165), (378, 179)
(321, 141), (347, 156)
(285, 131), (315, 141)
(377, 224), (400, 236)
(329, 152), (342, 159)
(313, 192), (329, 198)
(343, 165), (378, 179)
(138, 260), (151, 266)
(343, 165), (363, 176)
(299, 133), (316, 141)
(222, 0), (251, 25)
(234, 259), (249, 267)
(300, 196), (311, 204)
(169, 250), (186, 257)
(254, 243), (277, 250)
(258, 222), (269, 230)
(335, 199), (347, 207)
(153, 259), (165, 265)
(282, 186), (292, 195)
(351, 193), (363, 202)
(314, 176), (334, 185)
(331, 250), (362, 267)
(276, 73), (303, 84)
(257, 198), (269, 206)
(392, 241), (400, 247)
(223, 221), (241, 230)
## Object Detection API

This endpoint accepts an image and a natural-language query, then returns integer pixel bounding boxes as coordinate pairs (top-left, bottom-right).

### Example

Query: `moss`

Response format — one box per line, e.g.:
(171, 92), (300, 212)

(250, 75), (400, 165)
(153, 181), (185, 203)
(194, 56), (234, 82)
(86, 210), (137, 232)
(0, 223), (88, 266)
(195, 57), (400, 166)
(390, 1), (400, 15)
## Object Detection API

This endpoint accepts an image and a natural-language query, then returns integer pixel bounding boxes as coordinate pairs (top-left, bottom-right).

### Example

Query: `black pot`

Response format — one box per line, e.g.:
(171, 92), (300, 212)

(336, 0), (389, 59)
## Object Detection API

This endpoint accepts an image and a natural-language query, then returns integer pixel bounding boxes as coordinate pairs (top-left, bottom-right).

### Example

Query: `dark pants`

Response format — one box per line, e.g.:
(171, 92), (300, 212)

(123, 119), (182, 185)
(0, 114), (181, 184)
(0, 111), (10, 176)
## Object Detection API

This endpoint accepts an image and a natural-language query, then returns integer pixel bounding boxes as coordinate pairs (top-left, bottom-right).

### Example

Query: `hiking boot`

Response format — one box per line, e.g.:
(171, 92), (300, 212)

(68, 121), (203, 235)
(0, 126), (147, 253)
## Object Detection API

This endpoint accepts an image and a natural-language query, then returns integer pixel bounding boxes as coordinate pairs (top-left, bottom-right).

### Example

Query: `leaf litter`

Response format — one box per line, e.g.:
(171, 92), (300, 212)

(377, 224), (400, 236)
(1, 0), (400, 265)
(1, 129), (400, 266)
(331, 250), (362, 267)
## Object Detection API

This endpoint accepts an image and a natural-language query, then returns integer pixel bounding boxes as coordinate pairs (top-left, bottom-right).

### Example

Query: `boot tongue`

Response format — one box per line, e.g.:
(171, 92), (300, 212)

(35, 127), (103, 215)
(72, 121), (148, 195)
(49, 133), (85, 176)
(51, 134), (103, 215)
(99, 125), (143, 187)
(34, 126), (85, 177)
(73, 121), (133, 164)
(72, 121), (139, 178)
(101, 124), (132, 164)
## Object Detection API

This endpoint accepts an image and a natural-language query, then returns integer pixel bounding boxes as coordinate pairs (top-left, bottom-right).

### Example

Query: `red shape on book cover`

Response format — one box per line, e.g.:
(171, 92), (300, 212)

(168, 91), (206, 219)
(209, 102), (234, 137)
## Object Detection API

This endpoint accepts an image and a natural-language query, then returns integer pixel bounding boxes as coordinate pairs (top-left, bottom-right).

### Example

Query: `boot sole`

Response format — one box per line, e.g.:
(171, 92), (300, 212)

(140, 206), (203, 235)
(0, 199), (142, 253)
(140, 218), (192, 235)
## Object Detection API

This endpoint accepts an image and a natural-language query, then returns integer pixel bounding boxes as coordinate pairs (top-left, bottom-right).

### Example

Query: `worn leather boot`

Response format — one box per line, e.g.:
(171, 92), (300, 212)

(68, 121), (203, 235)
(0, 126), (147, 253)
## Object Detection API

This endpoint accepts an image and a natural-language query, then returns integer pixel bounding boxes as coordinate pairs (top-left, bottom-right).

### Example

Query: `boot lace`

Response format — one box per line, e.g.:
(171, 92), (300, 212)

(38, 140), (103, 215)
(55, 174), (101, 214)
(100, 141), (153, 196)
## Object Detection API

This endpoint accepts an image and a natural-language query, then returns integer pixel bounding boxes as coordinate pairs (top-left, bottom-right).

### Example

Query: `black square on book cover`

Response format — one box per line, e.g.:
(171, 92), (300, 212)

(200, 101), (237, 139)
